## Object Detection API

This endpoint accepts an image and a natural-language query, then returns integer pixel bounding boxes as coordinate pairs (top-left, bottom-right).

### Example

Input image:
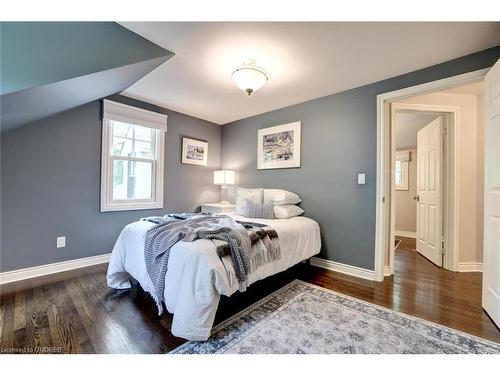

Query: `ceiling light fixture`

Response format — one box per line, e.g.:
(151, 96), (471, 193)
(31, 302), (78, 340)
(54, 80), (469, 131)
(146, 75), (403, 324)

(232, 59), (268, 96)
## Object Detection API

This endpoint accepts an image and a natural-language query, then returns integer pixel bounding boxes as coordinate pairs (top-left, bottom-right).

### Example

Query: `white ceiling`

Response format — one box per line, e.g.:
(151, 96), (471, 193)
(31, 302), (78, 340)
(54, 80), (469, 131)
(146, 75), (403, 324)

(395, 112), (441, 149)
(120, 22), (500, 125)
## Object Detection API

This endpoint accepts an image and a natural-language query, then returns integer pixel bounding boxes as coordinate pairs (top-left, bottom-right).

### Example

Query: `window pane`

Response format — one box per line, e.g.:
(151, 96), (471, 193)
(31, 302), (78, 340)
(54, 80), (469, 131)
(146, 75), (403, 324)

(134, 125), (154, 142)
(112, 137), (133, 157)
(134, 140), (153, 159)
(110, 121), (155, 159)
(111, 121), (133, 138)
(112, 160), (153, 200)
(395, 161), (402, 185)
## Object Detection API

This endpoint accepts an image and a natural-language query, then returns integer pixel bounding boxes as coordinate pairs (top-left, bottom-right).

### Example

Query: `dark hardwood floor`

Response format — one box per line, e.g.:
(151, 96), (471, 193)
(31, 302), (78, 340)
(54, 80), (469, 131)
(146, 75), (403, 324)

(395, 235), (417, 251)
(1, 249), (499, 353)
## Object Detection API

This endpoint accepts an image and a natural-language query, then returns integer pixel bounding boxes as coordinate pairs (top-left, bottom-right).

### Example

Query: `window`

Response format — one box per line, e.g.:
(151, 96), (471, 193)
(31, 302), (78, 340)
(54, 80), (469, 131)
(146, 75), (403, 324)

(101, 100), (167, 212)
(395, 150), (410, 191)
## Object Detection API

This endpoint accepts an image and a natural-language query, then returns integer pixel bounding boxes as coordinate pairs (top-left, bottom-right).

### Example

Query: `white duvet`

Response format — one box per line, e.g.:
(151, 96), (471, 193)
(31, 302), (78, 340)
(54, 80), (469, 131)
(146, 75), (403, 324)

(106, 213), (321, 341)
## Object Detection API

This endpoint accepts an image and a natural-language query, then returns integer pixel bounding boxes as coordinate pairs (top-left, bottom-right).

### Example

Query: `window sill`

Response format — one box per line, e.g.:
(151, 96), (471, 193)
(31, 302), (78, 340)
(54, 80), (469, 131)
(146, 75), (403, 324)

(100, 202), (163, 212)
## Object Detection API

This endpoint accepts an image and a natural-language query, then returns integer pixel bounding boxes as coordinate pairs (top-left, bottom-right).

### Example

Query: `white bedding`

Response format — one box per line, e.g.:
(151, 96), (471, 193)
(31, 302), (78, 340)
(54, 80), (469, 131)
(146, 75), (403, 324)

(106, 213), (321, 341)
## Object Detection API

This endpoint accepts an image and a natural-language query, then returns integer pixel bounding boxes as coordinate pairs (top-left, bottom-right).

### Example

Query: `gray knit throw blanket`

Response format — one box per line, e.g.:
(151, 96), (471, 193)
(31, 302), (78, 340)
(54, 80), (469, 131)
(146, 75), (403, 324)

(143, 214), (252, 314)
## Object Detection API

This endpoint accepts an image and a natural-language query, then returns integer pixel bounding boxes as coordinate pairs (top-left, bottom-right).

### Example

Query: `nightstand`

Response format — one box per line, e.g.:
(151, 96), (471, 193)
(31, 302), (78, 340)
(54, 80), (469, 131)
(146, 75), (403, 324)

(201, 203), (235, 214)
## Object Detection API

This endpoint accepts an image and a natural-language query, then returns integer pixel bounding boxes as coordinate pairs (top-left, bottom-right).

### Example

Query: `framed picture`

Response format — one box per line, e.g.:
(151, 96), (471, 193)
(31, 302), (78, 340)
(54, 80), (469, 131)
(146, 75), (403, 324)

(181, 137), (208, 166)
(257, 121), (301, 169)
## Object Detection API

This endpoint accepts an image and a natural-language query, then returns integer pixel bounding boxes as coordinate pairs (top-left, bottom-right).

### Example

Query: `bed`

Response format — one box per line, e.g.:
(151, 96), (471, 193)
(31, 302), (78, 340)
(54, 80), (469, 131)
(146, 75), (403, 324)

(107, 213), (321, 341)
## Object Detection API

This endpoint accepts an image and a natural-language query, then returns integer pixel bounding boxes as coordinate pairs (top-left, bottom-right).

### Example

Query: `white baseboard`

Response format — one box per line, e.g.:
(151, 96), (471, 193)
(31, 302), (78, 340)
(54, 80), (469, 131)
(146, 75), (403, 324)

(395, 230), (417, 239)
(310, 257), (376, 281)
(457, 262), (483, 272)
(383, 266), (392, 276)
(0, 253), (111, 285)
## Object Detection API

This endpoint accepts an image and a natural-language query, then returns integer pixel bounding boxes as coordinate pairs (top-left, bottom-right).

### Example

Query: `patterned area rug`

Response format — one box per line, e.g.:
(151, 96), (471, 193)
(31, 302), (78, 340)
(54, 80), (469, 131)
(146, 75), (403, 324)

(170, 280), (500, 354)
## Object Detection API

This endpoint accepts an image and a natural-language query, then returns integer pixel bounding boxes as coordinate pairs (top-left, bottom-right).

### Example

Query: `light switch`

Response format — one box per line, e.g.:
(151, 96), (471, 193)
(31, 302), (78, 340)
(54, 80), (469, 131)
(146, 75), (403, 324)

(357, 173), (366, 185)
(57, 236), (66, 248)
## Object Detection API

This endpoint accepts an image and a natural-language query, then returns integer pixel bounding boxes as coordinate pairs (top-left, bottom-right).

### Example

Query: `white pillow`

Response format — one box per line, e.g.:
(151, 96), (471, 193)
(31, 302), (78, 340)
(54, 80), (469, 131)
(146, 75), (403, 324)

(273, 204), (304, 219)
(264, 189), (301, 206)
(235, 188), (264, 215)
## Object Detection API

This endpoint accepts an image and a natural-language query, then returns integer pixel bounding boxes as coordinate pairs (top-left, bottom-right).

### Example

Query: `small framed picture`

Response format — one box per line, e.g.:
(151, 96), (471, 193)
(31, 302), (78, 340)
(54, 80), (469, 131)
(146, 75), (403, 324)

(257, 121), (301, 169)
(182, 137), (208, 166)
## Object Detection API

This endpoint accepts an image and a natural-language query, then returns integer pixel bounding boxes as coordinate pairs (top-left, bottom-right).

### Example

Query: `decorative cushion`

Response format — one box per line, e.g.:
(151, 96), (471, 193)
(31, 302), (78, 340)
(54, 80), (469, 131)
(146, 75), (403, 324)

(273, 204), (304, 219)
(234, 188), (264, 215)
(244, 199), (274, 219)
(263, 189), (301, 206)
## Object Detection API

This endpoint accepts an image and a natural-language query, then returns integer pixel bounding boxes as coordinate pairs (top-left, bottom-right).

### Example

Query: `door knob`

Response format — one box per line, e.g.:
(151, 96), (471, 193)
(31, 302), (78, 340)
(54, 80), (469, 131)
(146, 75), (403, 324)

(413, 195), (420, 202)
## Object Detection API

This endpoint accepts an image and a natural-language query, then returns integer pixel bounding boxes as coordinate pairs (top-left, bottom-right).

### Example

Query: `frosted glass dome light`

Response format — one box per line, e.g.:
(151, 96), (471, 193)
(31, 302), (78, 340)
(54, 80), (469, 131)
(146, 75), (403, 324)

(232, 59), (268, 96)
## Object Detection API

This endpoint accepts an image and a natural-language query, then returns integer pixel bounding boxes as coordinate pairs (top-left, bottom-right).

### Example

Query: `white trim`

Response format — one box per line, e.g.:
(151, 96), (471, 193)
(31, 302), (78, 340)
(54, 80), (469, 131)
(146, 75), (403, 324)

(457, 262), (483, 273)
(310, 257), (376, 281)
(375, 68), (489, 282)
(0, 254), (110, 285)
(383, 265), (392, 277)
(395, 230), (417, 239)
(395, 150), (410, 161)
(103, 99), (168, 132)
(100, 117), (165, 212)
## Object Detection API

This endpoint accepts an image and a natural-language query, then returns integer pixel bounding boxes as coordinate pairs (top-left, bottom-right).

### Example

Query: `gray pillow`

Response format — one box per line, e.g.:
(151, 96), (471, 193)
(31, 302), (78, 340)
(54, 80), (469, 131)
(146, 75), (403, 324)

(235, 187), (264, 215)
(244, 199), (274, 219)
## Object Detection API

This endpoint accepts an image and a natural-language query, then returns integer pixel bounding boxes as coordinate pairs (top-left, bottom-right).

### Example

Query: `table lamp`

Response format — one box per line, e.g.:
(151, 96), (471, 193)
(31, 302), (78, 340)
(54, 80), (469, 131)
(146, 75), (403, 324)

(214, 170), (235, 204)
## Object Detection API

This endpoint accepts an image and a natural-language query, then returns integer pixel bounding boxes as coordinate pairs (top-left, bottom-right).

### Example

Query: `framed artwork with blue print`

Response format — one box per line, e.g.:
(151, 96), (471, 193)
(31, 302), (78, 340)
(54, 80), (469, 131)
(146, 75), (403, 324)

(257, 121), (301, 170)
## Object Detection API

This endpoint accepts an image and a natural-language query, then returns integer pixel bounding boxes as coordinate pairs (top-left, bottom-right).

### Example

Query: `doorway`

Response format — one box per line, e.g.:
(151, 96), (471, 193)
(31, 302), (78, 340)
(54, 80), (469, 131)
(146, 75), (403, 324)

(392, 108), (452, 274)
(374, 68), (489, 281)
(388, 105), (457, 275)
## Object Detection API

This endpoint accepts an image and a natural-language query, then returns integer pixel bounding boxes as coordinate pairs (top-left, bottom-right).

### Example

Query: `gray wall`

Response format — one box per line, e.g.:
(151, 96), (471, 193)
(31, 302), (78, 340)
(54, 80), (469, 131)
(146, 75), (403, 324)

(1, 22), (170, 95)
(0, 96), (221, 272)
(2, 45), (499, 273)
(1, 56), (171, 132)
(221, 46), (500, 270)
(1, 22), (173, 131)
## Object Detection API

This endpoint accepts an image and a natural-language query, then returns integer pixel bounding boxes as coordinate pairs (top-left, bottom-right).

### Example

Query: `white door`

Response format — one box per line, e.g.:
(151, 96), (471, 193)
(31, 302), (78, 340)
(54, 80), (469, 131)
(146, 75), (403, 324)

(416, 117), (443, 267)
(483, 58), (500, 327)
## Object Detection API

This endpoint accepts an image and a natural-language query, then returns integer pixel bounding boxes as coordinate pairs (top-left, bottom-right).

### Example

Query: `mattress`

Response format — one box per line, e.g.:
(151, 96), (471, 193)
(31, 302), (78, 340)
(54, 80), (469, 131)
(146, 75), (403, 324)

(107, 213), (321, 340)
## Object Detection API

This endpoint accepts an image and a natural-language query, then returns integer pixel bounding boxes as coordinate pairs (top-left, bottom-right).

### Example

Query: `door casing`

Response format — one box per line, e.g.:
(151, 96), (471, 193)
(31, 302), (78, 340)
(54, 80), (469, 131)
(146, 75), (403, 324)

(375, 68), (489, 281)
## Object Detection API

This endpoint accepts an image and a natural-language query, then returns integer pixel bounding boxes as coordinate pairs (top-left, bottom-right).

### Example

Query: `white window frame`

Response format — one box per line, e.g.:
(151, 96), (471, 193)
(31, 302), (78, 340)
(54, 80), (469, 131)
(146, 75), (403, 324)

(395, 151), (409, 191)
(100, 100), (167, 212)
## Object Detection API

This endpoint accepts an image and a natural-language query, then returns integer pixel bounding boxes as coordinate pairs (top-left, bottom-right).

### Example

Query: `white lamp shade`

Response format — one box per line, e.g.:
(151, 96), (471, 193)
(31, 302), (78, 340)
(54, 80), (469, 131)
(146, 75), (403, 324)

(214, 170), (235, 185)
(232, 63), (268, 95)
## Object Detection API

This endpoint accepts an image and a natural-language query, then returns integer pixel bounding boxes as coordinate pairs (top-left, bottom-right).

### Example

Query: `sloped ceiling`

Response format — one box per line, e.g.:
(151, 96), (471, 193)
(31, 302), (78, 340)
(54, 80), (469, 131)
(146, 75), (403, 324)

(0, 22), (174, 132)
